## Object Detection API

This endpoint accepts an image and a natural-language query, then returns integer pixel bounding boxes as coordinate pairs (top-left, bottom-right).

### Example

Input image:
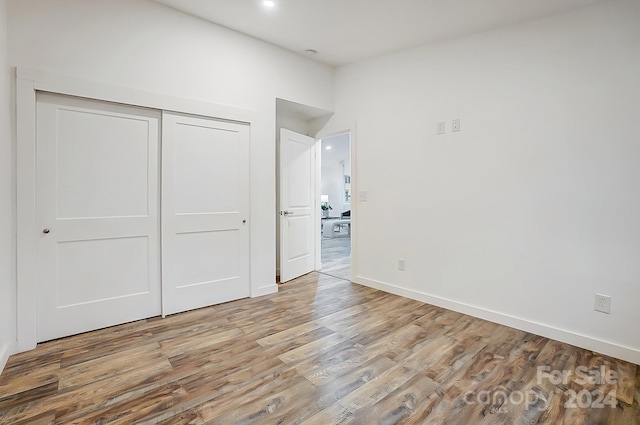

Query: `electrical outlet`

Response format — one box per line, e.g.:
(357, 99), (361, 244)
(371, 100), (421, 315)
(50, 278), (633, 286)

(594, 294), (611, 314)
(398, 259), (406, 271)
(437, 121), (445, 135)
(452, 118), (461, 132)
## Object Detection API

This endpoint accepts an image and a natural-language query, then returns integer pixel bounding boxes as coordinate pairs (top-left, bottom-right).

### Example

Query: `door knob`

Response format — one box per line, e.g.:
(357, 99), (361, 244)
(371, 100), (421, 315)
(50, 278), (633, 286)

(283, 211), (294, 216)
(242, 219), (247, 224)
(43, 228), (50, 234)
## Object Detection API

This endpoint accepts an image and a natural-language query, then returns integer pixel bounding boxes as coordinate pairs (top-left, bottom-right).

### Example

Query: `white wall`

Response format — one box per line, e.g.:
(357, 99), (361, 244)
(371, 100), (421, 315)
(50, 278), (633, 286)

(6, 0), (333, 352)
(333, 0), (640, 363)
(0, 0), (17, 371)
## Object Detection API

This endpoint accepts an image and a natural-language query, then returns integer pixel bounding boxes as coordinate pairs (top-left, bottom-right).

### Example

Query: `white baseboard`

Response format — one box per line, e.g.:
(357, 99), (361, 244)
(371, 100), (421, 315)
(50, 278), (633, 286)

(354, 276), (640, 365)
(0, 340), (17, 375)
(252, 284), (278, 298)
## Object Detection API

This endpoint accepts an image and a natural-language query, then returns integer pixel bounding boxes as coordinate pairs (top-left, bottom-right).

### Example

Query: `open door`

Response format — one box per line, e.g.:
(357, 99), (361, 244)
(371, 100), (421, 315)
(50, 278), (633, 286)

(279, 129), (317, 283)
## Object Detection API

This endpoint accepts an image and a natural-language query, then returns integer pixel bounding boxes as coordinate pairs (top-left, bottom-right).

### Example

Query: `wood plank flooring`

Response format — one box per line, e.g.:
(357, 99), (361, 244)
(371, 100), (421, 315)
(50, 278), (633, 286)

(1, 272), (638, 424)
(320, 234), (351, 280)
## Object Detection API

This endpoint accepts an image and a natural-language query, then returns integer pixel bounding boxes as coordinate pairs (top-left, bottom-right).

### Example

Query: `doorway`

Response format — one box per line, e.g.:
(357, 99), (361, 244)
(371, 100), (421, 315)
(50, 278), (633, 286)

(320, 133), (351, 280)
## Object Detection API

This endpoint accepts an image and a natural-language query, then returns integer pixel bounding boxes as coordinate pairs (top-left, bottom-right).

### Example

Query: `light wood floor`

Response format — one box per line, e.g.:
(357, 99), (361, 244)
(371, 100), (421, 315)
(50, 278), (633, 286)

(321, 233), (351, 280)
(0, 272), (638, 424)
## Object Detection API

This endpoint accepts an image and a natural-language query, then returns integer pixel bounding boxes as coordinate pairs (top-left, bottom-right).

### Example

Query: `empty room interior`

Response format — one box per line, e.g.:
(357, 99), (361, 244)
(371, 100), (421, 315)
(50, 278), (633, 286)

(1, 0), (639, 424)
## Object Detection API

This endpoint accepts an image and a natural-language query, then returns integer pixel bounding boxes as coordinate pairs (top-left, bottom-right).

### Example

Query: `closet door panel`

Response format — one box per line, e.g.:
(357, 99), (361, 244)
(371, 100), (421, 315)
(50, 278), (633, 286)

(162, 112), (250, 316)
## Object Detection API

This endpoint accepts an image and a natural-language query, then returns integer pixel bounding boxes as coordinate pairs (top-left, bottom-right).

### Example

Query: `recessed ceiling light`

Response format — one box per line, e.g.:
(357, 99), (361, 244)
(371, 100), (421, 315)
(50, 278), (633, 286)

(326, 146), (332, 150)
(263, 1), (275, 7)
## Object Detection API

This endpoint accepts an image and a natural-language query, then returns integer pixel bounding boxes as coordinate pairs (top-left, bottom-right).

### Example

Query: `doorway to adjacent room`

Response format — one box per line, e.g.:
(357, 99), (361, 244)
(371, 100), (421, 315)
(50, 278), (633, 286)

(320, 133), (351, 280)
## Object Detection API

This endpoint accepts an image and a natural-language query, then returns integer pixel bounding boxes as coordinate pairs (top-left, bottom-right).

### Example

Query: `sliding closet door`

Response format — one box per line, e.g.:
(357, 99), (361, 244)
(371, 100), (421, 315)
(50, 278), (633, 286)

(161, 112), (250, 316)
(36, 93), (162, 342)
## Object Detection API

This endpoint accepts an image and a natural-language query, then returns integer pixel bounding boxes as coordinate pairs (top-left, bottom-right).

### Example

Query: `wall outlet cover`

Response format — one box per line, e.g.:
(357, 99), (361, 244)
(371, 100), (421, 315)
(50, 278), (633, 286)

(398, 259), (406, 271)
(594, 294), (611, 314)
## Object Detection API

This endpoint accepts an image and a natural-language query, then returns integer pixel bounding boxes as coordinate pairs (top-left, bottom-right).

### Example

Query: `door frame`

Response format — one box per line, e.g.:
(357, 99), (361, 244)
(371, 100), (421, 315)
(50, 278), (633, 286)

(315, 124), (357, 282)
(15, 68), (258, 352)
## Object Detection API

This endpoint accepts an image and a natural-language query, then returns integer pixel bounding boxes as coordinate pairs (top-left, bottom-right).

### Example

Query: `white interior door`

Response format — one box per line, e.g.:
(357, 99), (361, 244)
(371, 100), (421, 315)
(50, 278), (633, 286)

(279, 129), (316, 283)
(162, 112), (250, 316)
(36, 93), (161, 342)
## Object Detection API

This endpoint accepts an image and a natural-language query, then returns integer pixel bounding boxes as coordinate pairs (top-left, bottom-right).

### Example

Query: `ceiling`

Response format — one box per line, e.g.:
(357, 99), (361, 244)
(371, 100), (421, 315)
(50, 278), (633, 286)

(153, 0), (604, 66)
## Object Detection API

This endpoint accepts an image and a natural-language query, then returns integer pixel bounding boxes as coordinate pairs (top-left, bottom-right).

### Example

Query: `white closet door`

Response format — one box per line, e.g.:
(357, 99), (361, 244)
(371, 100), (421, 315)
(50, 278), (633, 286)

(36, 93), (161, 342)
(161, 112), (250, 316)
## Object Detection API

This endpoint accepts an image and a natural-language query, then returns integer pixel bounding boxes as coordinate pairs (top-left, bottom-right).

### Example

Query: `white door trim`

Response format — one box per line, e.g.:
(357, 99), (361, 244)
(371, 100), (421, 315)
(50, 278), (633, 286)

(314, 139), (322, 271)
(15, 68), (261, 352)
